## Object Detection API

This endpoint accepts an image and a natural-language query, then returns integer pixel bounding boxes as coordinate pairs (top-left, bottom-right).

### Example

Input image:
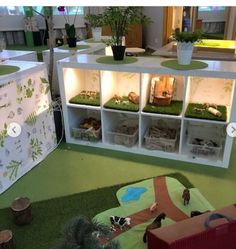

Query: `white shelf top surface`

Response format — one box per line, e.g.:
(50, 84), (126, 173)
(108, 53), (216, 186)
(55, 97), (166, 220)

(0, 50), (36, 61)
(43, 40), (106, 54)
(0, 60), (45, 83)
(58, 54), (236, 78)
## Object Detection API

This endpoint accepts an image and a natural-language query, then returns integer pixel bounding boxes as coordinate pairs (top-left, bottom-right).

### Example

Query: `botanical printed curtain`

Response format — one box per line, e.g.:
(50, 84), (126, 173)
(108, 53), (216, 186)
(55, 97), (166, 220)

(0, 68), (56, 194)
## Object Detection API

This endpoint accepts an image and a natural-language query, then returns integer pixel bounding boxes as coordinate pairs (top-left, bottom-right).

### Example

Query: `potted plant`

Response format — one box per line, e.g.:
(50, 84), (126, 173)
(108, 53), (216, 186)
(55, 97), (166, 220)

(58, 6), (78, 47)
(85, 14), (104, 42)
(103, 7), (151, 61)
(173, 29), (203, 65)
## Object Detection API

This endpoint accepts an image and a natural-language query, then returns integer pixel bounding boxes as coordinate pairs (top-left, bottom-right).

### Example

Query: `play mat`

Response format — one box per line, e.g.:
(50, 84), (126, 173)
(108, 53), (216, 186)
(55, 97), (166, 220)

(93, 176), (214, 249)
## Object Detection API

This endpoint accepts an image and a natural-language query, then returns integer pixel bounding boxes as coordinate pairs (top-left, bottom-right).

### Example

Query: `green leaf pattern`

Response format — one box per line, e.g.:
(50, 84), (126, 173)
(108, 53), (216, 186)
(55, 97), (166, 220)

(30, 138), (43, 161)
(5, 160), (21, 181)
(25, 112), (37, 126)
(0, 123), (7, 147)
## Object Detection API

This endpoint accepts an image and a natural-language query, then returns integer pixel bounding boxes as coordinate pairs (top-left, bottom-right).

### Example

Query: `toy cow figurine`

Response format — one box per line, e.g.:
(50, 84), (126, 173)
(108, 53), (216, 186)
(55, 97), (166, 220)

(143, 212), (166, 243)
(182, 188), (190, 206)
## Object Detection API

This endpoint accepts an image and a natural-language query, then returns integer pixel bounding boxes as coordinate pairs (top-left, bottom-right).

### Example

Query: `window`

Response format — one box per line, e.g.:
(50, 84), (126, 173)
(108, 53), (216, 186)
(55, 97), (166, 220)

(0, 6), (25, 15)
(54, 6), (84, 15)
(198, 7), (226, 12)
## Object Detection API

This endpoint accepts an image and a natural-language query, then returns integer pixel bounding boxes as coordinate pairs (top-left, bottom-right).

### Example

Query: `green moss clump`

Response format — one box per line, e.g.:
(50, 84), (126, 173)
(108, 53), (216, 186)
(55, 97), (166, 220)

(143, 100), (183, 115)
(104, 97), (139, 112)
(69, 92), (100, 106)
(185, 103), (227, 121)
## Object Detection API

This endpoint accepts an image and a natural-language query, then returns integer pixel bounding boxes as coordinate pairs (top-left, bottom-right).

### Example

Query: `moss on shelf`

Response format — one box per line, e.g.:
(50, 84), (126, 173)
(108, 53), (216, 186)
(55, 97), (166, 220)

(69, 92), (100, 106)
(104, 97), (139, 112)
(185, 103), (227, 121)
(143, 100), (183, 115)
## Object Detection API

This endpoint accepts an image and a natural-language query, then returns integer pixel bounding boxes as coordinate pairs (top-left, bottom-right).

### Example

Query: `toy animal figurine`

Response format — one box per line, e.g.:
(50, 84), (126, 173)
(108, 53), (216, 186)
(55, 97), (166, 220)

(182, 188), (190, 206)
(143, 212), (166, 243)
(149, 202), (158, 212)
(190, 210), (210, 218)
(110, 216), (131, 230)
(203, 103), (218, 109)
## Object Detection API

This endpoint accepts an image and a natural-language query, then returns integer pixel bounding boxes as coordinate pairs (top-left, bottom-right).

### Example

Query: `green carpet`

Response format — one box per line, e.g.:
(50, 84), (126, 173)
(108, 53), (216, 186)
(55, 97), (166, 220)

(69, 92), (100, 106)
(96, 56), (138, 65)
(104, 96), (139, 112)
(161, 60), (208, 70)
(0, 65), (20, 75)
(185, 103), (227, 121)
(0, 174), (191, 249)
(143, 100), (183, 115)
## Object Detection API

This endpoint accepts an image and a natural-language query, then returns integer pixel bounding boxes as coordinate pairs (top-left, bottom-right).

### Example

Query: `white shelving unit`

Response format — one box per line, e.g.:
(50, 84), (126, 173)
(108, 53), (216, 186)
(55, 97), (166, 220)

(57, 54), (236, 168)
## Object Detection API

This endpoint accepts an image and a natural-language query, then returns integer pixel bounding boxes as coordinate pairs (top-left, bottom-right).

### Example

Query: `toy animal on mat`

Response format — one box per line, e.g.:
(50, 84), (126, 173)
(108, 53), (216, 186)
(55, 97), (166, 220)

(190, 210), (210, 217)
(110, 216), (131, 231)
(182, 188), (190, 206)
(143, 212), (166, 243)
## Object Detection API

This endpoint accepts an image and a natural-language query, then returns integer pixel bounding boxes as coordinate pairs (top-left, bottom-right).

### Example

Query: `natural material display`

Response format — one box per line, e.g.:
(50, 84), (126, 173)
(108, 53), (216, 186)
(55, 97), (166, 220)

(185, 103), (227, 121)
(109, 120), (138, 147)
(143, 100), (183, 115)
(149, 76), (175, 106)
(69, 91), (100, 106)
(104, 94), (139, 112)
(145, 125), (177, 152)
(72, 117), (101, 142)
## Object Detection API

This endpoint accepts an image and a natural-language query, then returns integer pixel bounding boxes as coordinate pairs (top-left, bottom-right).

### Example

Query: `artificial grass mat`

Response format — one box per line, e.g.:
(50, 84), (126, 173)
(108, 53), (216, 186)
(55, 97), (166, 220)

(0, 173), (192, 249)
(69, 92), (100, 106)
(104, 97), (139, 112)
(0, 65), (20, 75)
(143, 100), (183, 115)
(185, 103), (227, 121)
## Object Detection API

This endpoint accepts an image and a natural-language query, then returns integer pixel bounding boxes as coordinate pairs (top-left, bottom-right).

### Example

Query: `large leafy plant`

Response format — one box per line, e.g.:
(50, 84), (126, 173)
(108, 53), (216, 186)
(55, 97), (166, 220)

(103, 7), (151, 46)
(173, 30), (203, 43)
(85, 14), (104, 28)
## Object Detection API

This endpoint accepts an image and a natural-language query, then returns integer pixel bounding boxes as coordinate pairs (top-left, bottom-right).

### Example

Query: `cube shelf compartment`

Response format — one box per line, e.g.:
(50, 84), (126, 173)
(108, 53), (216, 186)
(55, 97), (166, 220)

(58, 54), (236, 168)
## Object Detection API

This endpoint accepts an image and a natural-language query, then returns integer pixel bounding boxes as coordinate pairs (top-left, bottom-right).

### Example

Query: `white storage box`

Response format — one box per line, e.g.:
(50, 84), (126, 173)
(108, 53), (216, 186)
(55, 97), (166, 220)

(144, 126), (178, 152)
(186, 128), (222, 160)
(72, 127), (101, 142)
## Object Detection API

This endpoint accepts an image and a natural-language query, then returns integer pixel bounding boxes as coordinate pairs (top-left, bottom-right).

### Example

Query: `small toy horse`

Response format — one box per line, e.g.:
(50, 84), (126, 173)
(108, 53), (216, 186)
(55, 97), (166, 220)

(143, 212), (166, 243)
(190, 210), (210, 217)
(182, 188), (190, 206)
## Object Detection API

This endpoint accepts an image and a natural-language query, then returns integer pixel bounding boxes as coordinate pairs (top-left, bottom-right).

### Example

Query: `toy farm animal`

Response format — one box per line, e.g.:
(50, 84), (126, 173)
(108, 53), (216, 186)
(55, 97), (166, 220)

(149, 202), (158, 212)
(110, 216), (131, 231)
(190, 210), (210, 217)
(143, 212), (166, 243)
(182, 188), (190, 206)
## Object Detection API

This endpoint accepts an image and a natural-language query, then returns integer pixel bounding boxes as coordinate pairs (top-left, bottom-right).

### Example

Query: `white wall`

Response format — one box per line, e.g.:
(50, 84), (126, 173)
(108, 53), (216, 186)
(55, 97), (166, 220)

(143, 6), (164, 50)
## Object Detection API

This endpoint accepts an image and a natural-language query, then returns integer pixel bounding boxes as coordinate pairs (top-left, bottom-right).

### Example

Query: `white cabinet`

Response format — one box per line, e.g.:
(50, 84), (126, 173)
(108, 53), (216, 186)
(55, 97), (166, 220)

(57, 54), (236, 168)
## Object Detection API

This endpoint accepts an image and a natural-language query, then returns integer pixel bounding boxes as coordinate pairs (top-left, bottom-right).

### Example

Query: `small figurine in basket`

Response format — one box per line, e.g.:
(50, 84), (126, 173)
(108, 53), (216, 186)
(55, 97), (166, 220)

(149, 76), (175, 106)
(182, 188), (190, 206)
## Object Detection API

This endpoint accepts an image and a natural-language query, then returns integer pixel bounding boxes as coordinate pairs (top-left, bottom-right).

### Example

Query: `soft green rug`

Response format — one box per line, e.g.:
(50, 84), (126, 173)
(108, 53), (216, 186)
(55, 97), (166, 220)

(0, 173), (192, 249)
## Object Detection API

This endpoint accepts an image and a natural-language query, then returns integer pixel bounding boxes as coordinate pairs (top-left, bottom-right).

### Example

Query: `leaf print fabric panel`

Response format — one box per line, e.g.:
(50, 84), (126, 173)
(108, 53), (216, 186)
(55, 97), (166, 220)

(0, 68), (56, 194)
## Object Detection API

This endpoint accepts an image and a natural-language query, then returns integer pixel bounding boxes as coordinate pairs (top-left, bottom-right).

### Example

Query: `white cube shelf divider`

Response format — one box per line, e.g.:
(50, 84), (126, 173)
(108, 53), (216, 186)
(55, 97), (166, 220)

(57, 54), (236, 168)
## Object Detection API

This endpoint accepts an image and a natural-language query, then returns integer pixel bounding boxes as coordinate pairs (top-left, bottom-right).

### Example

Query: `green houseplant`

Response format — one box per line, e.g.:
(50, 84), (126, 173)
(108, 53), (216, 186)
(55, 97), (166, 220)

(103, 7), (151, 60)
(58, 6), (78, 47)
(85, 14), (103, 41)
(173, 29), (203, 65)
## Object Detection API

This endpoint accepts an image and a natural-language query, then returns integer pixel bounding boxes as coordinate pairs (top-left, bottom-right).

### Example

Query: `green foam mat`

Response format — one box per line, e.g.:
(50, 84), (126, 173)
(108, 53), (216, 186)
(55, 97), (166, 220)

(96, 56), (138, 65)
(0, 65), (20, 75)
(161, 59), (208, 70)
(104, 97), (139, 112)
(58, 44), (90, 50)
(69, 93), (100, 106)
(185, 103), (227, 121)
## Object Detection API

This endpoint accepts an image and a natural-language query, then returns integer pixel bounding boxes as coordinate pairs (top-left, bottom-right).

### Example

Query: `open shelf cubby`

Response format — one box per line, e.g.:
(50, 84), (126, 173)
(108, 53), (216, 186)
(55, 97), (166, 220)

(58, 54), (236, 168)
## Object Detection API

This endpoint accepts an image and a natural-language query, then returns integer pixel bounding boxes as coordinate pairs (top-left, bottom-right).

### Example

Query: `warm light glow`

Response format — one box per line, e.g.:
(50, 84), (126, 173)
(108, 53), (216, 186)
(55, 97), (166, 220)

(63, 68), (80, 101)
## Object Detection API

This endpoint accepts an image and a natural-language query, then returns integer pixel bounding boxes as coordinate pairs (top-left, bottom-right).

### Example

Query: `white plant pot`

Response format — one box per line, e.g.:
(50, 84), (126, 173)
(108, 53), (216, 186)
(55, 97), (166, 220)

(177, 42), (194, 65)
(92, 27), (102, 42)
